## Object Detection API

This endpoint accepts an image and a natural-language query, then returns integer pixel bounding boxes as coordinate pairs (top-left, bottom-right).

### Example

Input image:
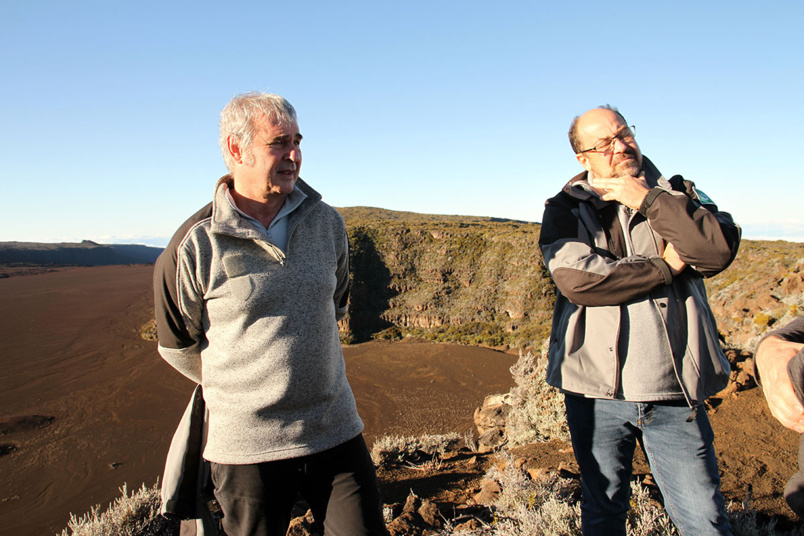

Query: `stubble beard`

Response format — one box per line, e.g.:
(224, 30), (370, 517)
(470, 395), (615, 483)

(612, 151), (641, 178)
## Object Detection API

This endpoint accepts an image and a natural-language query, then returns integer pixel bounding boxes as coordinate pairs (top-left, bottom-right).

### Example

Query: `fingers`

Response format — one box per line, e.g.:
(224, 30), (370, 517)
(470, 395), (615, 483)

(756, 337), (804, 432)
(766, 386), (804, 432)
(661, 242), (687, 275)
(590, 175), (649, 210)
(590, 175), (640, 189)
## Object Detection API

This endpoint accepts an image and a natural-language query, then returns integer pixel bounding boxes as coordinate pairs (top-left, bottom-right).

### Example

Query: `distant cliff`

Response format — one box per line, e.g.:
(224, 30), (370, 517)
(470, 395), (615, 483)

(339, 207), (552, 349)
(0, 240), (163, 267)
(338, 207), (804, 352)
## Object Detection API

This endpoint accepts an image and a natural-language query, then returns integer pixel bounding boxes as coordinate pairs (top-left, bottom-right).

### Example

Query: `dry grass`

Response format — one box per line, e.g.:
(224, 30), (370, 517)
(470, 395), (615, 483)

(370, 433), (462, 469)
(58, 482), (176, 536)
(505, 342), (570, 446)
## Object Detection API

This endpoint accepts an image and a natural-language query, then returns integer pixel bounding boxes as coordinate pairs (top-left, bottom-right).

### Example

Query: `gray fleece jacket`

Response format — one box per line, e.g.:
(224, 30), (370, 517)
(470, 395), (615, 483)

(153, 176), (363, 464)
(539, 157), (741, 405)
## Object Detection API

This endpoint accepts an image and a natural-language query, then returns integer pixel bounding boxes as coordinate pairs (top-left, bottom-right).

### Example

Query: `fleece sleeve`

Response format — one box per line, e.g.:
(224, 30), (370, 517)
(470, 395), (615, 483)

(152, 203), (212, 383)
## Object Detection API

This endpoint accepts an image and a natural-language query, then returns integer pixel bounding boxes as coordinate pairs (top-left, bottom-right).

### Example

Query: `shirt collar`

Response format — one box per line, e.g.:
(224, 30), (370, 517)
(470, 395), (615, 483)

(225, 185), (308, 230)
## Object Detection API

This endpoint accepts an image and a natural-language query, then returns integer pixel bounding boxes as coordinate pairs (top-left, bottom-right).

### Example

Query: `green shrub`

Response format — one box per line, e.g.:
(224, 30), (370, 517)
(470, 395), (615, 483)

(372, 326), (403, 341)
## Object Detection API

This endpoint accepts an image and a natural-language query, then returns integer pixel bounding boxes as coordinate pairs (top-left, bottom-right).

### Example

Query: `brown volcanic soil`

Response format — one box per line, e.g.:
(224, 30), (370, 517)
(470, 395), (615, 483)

(0, 266), (518, 535)
(0, 266), (194, 535)
(0, 266), (801, 534)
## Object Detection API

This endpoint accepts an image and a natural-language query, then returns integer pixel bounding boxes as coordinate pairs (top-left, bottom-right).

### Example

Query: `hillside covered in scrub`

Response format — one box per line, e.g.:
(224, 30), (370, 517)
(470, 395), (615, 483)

(339, 207), (553, 348)
(337, 207), (804, 353)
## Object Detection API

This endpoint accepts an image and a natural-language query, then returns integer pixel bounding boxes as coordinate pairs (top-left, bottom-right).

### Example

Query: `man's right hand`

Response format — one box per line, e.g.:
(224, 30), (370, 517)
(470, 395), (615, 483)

(755, 335), (804, 433)
(662, 243), (687, 276)
(590, 173), (650, 211)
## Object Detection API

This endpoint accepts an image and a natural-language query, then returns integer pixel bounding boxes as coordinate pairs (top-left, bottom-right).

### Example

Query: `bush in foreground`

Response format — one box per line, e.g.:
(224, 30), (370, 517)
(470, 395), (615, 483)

(505, 343), (570, 446)
(370, 432), (463, 469)
(58, 482), (176, 536)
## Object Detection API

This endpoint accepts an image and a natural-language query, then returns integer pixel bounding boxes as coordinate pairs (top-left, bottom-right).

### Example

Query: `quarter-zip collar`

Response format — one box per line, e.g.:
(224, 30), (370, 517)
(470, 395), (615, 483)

(210, 175), (322, 245)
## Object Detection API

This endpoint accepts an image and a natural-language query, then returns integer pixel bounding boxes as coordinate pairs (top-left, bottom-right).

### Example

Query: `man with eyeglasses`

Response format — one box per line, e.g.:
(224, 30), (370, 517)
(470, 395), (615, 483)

(539, 105), (741, 535)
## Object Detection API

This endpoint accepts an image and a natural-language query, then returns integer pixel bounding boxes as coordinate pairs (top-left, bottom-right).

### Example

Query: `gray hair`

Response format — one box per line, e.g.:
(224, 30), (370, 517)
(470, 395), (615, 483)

(219, 92), (298, 174)
(568, 104), (627, 154)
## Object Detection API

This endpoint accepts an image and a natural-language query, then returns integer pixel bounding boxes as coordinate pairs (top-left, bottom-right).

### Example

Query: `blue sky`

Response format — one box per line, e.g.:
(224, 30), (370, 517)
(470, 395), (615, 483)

(1, 1), (802, 246)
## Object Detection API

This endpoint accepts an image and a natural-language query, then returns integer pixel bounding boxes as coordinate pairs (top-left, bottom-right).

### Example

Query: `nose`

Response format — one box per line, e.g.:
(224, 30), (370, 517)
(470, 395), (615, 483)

(611, 136), (628, 153)
(286, 147), (300, 162)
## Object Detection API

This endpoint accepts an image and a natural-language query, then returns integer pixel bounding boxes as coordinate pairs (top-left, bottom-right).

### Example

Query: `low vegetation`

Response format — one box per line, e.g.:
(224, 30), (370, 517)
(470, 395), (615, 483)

(370, 433), (463, 469)
(58, 482), (176, 536)
(505, 344), (570, 446)
(341, 208), (554, 349)
(66, 433), (803, 535)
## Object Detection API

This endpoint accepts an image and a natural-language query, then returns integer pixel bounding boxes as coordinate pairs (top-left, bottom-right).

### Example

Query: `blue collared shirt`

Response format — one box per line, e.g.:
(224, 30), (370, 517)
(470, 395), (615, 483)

(225, 186), (308, 252)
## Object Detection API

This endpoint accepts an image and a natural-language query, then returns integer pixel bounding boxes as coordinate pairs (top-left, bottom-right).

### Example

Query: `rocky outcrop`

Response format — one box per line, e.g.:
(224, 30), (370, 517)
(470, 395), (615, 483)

(473, 394), (510, 452)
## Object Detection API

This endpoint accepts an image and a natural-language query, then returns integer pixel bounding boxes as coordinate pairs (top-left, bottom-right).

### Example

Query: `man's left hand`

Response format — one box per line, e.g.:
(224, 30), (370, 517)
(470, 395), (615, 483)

(590, 173), (650, 210)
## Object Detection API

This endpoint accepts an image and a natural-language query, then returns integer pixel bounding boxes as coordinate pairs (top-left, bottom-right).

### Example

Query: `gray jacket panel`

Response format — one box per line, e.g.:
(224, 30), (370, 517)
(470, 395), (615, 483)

(539, 157), (740, 404)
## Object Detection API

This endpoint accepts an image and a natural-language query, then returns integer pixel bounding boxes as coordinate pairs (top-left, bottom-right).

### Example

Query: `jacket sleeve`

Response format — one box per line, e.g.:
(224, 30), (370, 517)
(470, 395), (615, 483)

(333, 218), (351, 321)
(639, 176), (741, 277)
(153, 204), (212, 383)
(539, 194), (672, 307)
(762, 317), (804, 344)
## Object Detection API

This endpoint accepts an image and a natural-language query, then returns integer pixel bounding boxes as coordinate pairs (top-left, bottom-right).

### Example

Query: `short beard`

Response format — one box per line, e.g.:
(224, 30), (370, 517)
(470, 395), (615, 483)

(612, 150), (641, 177)
(615, 160), (641, 177)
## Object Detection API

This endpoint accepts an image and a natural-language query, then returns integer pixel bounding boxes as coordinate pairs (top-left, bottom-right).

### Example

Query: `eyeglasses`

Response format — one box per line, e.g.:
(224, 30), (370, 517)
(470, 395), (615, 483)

(578, 125), (636, 154)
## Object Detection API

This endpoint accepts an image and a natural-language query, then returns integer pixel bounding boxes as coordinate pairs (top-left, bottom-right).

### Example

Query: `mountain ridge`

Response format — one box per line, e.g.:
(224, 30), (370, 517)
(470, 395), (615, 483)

(0, 240), (162, 266)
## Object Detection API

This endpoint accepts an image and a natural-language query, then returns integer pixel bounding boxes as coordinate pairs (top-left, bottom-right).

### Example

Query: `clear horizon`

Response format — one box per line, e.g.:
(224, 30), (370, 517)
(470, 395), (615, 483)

(2, 1), (802, 245)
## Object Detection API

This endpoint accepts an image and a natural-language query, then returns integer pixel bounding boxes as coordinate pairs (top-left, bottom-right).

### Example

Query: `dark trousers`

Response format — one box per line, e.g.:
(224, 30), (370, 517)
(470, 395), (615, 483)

(209, 434), (388, 536)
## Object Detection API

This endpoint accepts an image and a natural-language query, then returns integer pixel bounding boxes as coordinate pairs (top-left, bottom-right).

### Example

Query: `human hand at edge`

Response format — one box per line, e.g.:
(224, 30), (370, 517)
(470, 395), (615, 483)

(662, 243), (687, 276)
(755, 335), (804, 433)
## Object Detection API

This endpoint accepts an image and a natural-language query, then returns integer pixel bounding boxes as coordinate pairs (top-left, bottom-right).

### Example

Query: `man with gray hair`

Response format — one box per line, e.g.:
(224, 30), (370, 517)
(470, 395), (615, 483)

(154, 92), (387, 535)
(539, 105), (741, 535)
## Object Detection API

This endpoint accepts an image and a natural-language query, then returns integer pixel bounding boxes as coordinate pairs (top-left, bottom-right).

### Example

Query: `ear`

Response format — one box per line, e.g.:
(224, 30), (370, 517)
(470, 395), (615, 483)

(576, 152), (592, 172)
(227, 136), (245, 165)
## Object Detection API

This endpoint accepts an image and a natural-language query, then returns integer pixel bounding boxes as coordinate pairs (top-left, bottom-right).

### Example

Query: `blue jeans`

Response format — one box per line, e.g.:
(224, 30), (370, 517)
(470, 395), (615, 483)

(564, 395), (732, 536)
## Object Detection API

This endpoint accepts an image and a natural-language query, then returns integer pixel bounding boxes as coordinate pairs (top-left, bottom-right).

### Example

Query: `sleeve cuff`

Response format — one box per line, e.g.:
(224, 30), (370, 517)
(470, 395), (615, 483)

(649, 257), (674, 285)
(639, 188), (667, 216)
